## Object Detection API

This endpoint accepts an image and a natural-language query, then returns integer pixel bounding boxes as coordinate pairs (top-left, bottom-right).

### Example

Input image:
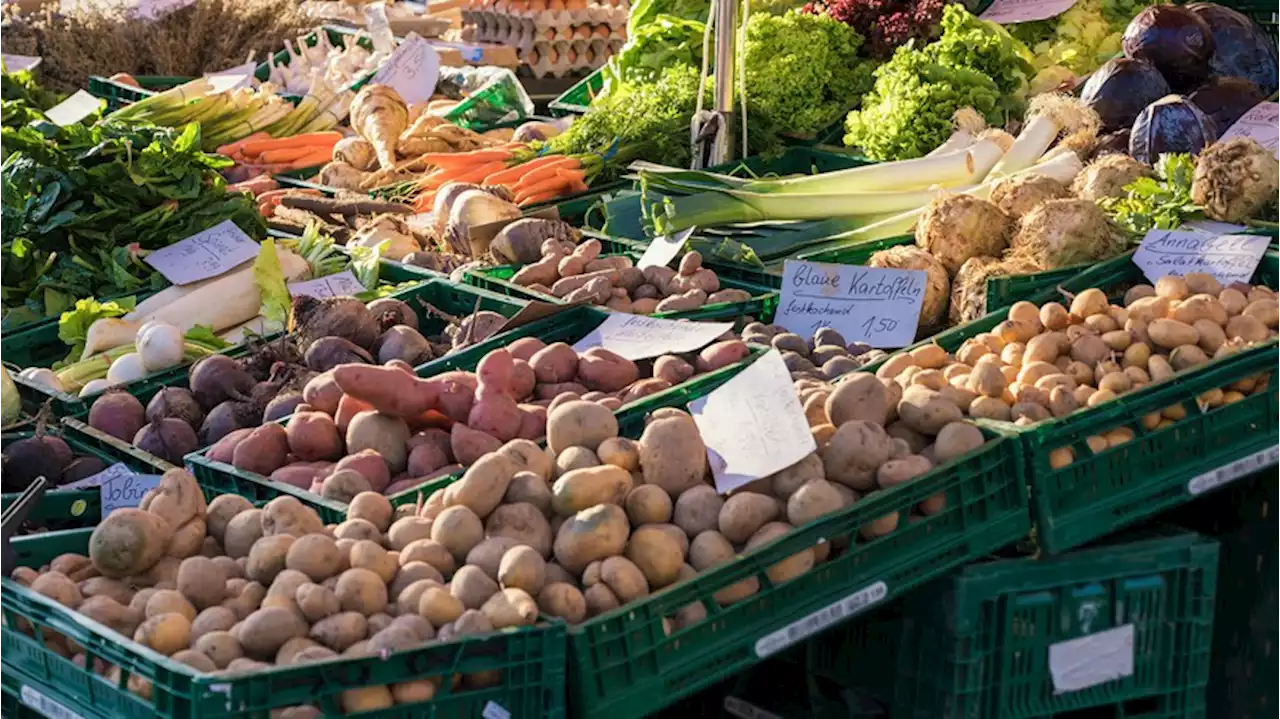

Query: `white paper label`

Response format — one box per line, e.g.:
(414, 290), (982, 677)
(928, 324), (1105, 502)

(2, 54), (42, 72)
(99, 472), (163, 519)
(980, 0), (1076, 23)
(288, 270), (364, 299)
(1221, 101), (1279, 159)
(775, 260), (925, 348)
(1133, 230), (1270, 286)
(44, 90), (100, 127)
(371, 33), (441, 105)
(571, 313), (733, 361)
(637, 227), (696, 270)
(688, 350), (816, 494)
(754, 581), (887, 657)
(1178, 220), (1248, 237)
(60, 462), (133, 490)
(206, 61), (257, 93)
(1187, 445), (1279, 495)
(1049, 624), (1135, 693)
(144, 220), (259, 285)
(723, 697), (784, 719)
(21, 686), (86, 719)
(481, 702), (511, 719)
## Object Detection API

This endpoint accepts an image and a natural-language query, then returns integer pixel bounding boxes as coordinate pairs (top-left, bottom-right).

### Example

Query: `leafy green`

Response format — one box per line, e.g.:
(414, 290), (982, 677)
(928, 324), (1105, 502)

(56, 296), (138, 361)
(607, 15), (707, 87)
(184, 325), (231, 351)
(627, 0), (711, 34)
(1102, 154), (1202, 235)
(925, 4), (1034, 100)
(253, 238), (291, 330)
(743, 11), (876, 136)
(2, 69), (60, 133)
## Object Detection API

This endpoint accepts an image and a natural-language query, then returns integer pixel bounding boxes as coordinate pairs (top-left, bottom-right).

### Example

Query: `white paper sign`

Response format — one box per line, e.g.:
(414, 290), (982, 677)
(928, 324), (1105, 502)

(481, 702), (511, 719)
(980, 0), (1076, 23)
(571, 313), (733, 361)
(44, 90), (100, 127)
(288, 270), (365, 299)
(144, 220), (259, 285)
(1, 54), (41, 72)
(371, 33), (441, 105)
(637, 228), (696, 270)
(1133, 230), (1269, 286)
(1221, 101), (1279, 159)
(60, 462), (133, 490)
(99, 472), (163, 519)
(775, 260), (925, 348)
(1049, 624), (1135, 693)
(688, 350), (816, 494)
(206, 61), (257, 93)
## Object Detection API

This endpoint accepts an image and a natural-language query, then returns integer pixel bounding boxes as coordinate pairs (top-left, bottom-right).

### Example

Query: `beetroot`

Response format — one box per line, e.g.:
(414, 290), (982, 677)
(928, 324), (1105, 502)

(293, 296), (380, 351)
(88, 391), (146, 442)
(188, 355), (255, 408)
(373, 325), (433, 366)
(263, 392), (305, 423)
(62, 456), (108, 484)
(366, 297), (419, 331)
(145, 387), (205, 429)
(199, 401), (249, 445)
(304, 337), (372, 371)
(2, 435), (72, 490)
(133, 419), (199, 464)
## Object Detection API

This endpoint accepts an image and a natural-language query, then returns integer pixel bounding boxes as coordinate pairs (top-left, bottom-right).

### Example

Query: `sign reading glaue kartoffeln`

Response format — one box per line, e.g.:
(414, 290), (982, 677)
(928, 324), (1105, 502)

(775, 260), (926, 348)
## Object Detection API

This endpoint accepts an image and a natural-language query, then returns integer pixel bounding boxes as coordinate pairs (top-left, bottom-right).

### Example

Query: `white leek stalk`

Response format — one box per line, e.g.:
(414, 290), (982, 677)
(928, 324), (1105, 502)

(927, 107), (988, 157)
(743, 139), (1005, 194)
(989, 94), (1098, 178)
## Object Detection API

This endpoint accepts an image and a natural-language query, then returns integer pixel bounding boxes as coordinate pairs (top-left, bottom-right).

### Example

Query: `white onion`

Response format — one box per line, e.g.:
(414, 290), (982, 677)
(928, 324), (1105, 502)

(137, 322), (185, 372)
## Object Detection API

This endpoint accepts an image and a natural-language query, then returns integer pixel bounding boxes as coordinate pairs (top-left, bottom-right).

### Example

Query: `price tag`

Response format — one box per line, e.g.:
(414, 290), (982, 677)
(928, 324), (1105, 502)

(979, 0), (1076, 23)
(1187, 445), (1279, 495)
(637, 227), (696, 270)
(688, 350), (816, 494)
(1, 54), (41, 72)
(571, 313), (732, 361)
(371, 33), (441, 105)
(1221, 101), (1279, 159)
(754, 581), (887, 657)
(60, 462), (133, 490)
(775, 260), (925, 348)
(144, 220), (260, 285)
(21, 686), (85, 719)
(99, 472), (164, 519)
(44, 90), (100, 127)
(206, 61), (257, 93)
(288, 270), (364, 299)
(481, 702), (511, 719)
(1133, 230), (1269, 286)
(1048, 624), (1135, 693)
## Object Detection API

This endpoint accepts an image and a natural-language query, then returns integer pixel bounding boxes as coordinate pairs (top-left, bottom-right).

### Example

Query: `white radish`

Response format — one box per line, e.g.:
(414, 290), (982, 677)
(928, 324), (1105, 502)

(22, 368), (65, 393)
(106, 354), (148, 385)
(79, 379), (112, 397)
(137, 322), (185, 372)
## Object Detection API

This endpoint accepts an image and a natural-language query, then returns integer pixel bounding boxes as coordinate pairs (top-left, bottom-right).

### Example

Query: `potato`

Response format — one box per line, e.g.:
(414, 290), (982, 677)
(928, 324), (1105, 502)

(176, 556), (226, 610)
(554, 503), (631, 574)
(484, 502), (556, 557)
(621, 525), (683, 588)
(334, 568), (388, 616)
(584, 582), (621, 617)
(897, 386), (963, 435)
(624, 485), (673, 526)
(530, 343), (579, 384)
(134, 612), (191, 655)
(1226, 314), (1268, 342)
(422, 506), (483, 563)
(1148, 318), (1199, 350)
(504, 471), (554, 517)
(821, 420), (894, 490)
(194, 630), (242, 669)
(786, 479), (843, 527)
(746, 523), (813, 584)
(386, 516), (434, 551)
(716, 492), (778, 544)
(689, 531), (759, 605)
(87, 508), (173, 579)
(637, 412), (708, 496)
(498, 546), (547, 594)
(308, 608), (368, 649)
(461, 538), (518, 582)
(295, 583), (341, 623)
(672, 485), (724, 536)
(418, 586), (465, 626)
(346, 412), (410, 475)
(261, 497), (324, 539)
(552, 465), (634, 515)
(578, 348), (641, 392)
(349, 540), (397, 584)
(1169, 344), (1209, 371)
(443, 453), (516, 519)
(222, 510), (265, 559)
(78, 595), (142, 637)
(824, 373), (890, 426)
(344, 493), (393, 534)
(969, 396), (1011, 421)
(451, 565), (500, 610)
(246, 535), (295, 586)
(205, 495), (253, 546)
(765, 452), (824, 499)
(1244, 298), (1278, 328)
(537, 582), (587, 623)
(146, 589), (196, 622)
(598, 556), (649, 603)
(547, 401), (618, 455)
(279, 534), (341, 584)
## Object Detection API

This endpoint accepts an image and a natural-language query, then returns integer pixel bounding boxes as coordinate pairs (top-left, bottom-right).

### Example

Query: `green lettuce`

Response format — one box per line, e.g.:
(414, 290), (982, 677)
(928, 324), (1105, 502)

(57, 296), (138, 361)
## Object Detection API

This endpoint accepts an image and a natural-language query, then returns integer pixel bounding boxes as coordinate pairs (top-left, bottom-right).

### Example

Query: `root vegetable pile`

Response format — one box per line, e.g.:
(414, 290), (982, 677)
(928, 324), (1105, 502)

(737, 324), (884, 382)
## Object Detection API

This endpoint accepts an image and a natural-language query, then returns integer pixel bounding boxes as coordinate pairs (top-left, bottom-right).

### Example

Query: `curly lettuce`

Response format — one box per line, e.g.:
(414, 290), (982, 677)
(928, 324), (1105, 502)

(609, 14), (707, 86)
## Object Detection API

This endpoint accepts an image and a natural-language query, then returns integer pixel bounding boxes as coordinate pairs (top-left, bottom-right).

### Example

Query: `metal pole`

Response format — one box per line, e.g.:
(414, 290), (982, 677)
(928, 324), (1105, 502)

(709, 0), (737, 165)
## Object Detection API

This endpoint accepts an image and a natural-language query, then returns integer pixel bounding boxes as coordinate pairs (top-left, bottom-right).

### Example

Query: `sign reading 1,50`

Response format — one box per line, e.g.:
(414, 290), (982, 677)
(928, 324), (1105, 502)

(861, 316), (898, 335)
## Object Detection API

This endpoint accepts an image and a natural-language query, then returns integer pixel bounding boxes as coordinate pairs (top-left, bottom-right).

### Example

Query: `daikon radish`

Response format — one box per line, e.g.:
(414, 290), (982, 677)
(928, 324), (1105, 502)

(83, 249), (309, 358)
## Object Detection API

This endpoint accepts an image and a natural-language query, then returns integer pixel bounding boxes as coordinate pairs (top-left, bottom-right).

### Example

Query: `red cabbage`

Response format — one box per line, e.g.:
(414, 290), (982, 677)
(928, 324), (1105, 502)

(1188, 76), (1265, 133)
(1123, 5), (1216, 91)
(1186, 2), (1279, 96)
(1129, 95), (1219, 164)
(1081, 58), (1173, 132)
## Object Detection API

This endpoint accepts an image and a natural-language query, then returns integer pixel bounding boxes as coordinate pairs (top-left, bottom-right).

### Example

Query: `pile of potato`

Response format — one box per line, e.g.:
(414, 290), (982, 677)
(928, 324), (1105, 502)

(212, 337), (751, 503)
(15, 469), (517, 716)
(867, 272), (1276, 466)
(509, 239), (753, 314)
(738, 323), (886, 382)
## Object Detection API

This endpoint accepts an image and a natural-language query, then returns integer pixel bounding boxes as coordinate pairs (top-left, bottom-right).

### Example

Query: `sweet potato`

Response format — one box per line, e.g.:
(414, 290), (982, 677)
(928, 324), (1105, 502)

(696, 340), (750, 373)
(451, 423), (502, 466)
(435, 380), (476, 424)
(332, 364), (441, 418)
(286, 412), (344, 462)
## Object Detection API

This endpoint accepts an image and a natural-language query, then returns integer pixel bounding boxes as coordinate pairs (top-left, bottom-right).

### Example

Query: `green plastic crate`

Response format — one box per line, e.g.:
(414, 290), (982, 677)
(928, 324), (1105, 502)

(0, 527), (567, 719)
(0, 417), (173, 532)
(1169, 471), (1277, 719)
(2, 288), (163, 371)
(868, 250), (1279, 555)
(563, 398), (1029, 718)
(547, 67), (604, 116)
(463, 252), (779, 323)
(800, 603), (903, 709)
(893, 531), (1219, 719)
(86, 76), (191, 112)
(7, 257), (435, 418)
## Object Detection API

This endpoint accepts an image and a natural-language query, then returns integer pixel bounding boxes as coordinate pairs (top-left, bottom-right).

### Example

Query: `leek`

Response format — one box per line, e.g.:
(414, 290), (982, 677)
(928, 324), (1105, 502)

(738, 140), (1005, 194)
(989, 94), (1098, 178)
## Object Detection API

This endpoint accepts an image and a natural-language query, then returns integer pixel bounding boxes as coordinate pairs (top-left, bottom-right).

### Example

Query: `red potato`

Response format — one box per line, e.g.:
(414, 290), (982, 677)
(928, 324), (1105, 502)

(408, 442), (450, 477)
(507, 338), (547, 361)
(232, 424), (290, 475)
(286, 412), (344, 461)
(334, 450), (392, 493)
(207, 429), (254, 463)
(332, 365), (441, 419)
(387, 465), (463, 495)
(696, 340), (750, 372)
(271, 463), (332, 490)
(468, 393), (524, 442)
(577, 349), (640, 392)
(435, 380), (476, 424)
(510, 361), (536, 400)
(476, 350), (516, 396)
(335, 395), (374, 435)
(408, 429), (453, 461)
(517, 405), (547, 439)
(535, 382), (589, 400)
(451, 424), (502, 466)
(530, 344), (579, 384)
(618, 379), (672, 404)
(654, 356), (695, 385)
(302, 372), (343, 416)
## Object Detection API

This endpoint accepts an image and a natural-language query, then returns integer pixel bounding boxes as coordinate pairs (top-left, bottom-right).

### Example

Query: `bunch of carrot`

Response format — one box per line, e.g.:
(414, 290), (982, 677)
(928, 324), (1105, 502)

(409, 147), (591, 212)
(217, 131), (342, 173)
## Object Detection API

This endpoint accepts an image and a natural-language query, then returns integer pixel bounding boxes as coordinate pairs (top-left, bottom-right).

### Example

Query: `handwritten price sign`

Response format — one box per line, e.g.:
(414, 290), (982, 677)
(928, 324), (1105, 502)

(371, 33), (441, 105)
(980, 0), (1077, 24)
(288, 270), (365, 299)
(775, 260), (925, 348)
(1221, 102), (1279, 159)
(1133, 230), (1270, 286)
(572, 313), (733, 361)
(144, 220), (259, 285)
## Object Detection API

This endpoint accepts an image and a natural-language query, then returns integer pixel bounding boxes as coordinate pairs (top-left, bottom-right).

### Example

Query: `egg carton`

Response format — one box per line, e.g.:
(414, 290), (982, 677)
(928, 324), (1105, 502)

(523, 37), (618, 77)
(462, 7), (626, 34)
(466, 16), (621, 47)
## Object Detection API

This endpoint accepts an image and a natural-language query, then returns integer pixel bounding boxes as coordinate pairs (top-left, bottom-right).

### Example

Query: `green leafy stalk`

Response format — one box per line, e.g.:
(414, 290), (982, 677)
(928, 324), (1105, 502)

(1101, 154), (1201, 235)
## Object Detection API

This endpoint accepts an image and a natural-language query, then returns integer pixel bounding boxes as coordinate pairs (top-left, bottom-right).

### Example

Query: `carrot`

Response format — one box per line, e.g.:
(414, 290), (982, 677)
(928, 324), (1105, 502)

(514, 158), (581, 189)
(451, 161), (510, 186)
(217, 132), (271, 157)
(554, 168), (587, 184)
(287, 148), (334, 169)
(259, 146), (319, 164)
(416, 165), (473, 191)
(514, 176), (572, 205)
(518, 189), (568, 207)
(419, 148), (513, 167)
(483, 154), (565, 186)
(412, 190), (438, 213)
(240, 132), (342, 156)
